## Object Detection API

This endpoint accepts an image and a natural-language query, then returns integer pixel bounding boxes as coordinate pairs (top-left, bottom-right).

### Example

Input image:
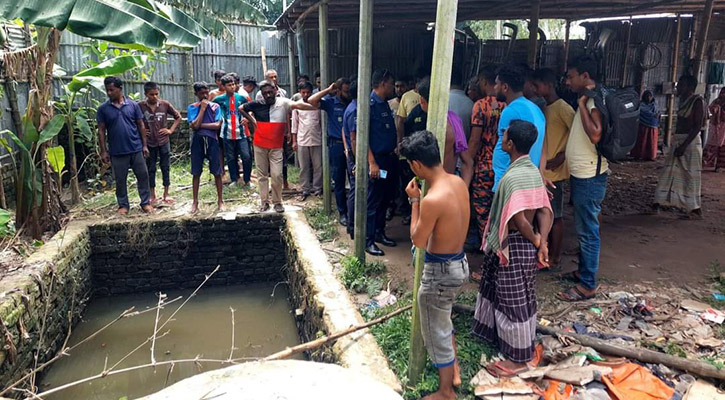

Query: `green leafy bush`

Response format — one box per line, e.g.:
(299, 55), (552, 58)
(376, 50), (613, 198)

(340, 256), (386, 295)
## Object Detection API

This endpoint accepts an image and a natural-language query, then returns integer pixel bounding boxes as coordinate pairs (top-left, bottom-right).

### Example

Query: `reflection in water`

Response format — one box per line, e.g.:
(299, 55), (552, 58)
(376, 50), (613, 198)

(40, 284), (300, 400)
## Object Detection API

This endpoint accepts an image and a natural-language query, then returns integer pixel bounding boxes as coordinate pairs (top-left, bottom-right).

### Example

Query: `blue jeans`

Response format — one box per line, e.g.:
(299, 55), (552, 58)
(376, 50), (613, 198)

(223, 138), (252, 183)
(329, 139), (348, 217)
(570, 174), (608, 290)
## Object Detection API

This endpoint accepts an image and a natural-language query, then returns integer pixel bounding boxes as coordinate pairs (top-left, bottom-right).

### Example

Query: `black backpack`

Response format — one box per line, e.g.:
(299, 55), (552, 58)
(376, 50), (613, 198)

(585, 87), (640, 174)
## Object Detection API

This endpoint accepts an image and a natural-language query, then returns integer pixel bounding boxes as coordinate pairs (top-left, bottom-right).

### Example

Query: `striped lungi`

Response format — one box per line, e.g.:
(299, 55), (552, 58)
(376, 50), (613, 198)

(654, 134), (702, 212)
(472, 232), (537, 363)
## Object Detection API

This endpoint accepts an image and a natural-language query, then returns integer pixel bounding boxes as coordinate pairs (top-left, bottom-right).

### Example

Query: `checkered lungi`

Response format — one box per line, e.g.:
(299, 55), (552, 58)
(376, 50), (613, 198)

(472, 231), (537, 363)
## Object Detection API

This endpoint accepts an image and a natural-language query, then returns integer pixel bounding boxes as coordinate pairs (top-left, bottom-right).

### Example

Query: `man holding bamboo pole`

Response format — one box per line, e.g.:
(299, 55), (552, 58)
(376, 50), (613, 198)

(402, 130), (469, 400)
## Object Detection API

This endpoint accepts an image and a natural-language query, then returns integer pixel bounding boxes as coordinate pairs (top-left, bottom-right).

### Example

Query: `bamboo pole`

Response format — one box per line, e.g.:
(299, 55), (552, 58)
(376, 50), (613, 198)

(693, 0), (715, 79)
(407, 0), (458, 385)
(261, 46), (268, 74)
(264, 305), (412, 361)
(353, 0), (373, 261)
(666, 15), (682, 148)
(527, 0), (541, 69)
(621, 18), (632, 88)
(319, 1), (332, 214)
(563, 20), (571, 74)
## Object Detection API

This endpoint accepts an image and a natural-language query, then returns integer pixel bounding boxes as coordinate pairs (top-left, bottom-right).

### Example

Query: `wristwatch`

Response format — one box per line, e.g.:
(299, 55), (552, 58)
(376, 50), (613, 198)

(408, 197), (420, 205)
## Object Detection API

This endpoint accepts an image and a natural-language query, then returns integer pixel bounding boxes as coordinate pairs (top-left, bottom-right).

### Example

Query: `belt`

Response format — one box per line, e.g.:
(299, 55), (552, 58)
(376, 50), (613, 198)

(328, 137), (343, 144)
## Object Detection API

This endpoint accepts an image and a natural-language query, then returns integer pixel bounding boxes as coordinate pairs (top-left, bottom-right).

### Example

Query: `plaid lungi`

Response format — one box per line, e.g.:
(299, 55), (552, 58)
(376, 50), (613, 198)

(472, 232), (537, 363)
(654, 134), (702, 212)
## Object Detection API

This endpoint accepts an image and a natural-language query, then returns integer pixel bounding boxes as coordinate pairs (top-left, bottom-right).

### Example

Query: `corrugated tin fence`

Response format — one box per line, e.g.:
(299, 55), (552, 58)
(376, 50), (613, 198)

(49, 23), (292, 113)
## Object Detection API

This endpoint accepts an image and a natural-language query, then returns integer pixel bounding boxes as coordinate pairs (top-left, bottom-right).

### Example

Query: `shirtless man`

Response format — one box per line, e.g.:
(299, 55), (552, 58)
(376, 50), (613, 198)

(402, 130), (470, 400)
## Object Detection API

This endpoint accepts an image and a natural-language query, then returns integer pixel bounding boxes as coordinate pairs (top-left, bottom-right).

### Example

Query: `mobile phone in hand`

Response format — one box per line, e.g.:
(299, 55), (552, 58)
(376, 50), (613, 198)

(379, 169), (388, 179)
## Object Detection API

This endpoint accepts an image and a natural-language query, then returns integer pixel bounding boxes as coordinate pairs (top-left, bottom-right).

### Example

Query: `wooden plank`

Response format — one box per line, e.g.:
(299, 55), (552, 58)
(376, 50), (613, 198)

(693, 0), (715, 78)
(407, 0), (459, 385)
(353, 0), (373, 260)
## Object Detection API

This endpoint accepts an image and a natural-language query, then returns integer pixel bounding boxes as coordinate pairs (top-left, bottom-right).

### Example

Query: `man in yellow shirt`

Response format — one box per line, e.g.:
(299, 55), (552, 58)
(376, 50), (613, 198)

(533, 68), (575, 271)
(559, 56), (608, 302)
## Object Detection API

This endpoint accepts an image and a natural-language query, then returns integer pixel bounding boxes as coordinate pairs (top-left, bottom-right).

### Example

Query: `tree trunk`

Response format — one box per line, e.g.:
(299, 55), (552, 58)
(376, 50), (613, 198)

(66, 101), (81, 204)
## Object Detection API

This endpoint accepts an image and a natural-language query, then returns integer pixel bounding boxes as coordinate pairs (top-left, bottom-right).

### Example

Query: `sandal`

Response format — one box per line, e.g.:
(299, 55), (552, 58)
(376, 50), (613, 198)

(469, 271), (483, 283)
(557, 286), (596, 302)
(485, 360), (528, 378)
(559, 270), (581, 283)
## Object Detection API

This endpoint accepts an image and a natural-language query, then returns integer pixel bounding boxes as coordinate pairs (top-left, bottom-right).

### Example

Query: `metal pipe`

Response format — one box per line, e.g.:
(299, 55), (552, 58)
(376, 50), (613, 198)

(666, 15), (682, 147)
(353, 0), (373, 261)
(319, 1), (332, 214)
(407, 0), (459, 385)
(527, 0), (541, 68)
(621, 18), (632, 88)
(693, 0), (715, 79)
(563, 20), (571, 73)
(296, 22), (308, 76)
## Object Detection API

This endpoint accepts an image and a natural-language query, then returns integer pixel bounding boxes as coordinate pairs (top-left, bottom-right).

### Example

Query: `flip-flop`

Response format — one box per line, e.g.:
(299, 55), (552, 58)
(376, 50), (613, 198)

(485, 360), (528, 378)
(557, 286), (595, 302)
(469, 271), (482, 283)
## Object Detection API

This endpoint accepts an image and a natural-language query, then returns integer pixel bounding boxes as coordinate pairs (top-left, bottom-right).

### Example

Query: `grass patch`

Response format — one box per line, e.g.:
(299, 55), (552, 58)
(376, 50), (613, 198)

(365, 297), (496, 400)
(340, 256), (386, 296)
(303, 205), (339, 242)
(76, 159), (257, 213)
(286, 165), (300, 185)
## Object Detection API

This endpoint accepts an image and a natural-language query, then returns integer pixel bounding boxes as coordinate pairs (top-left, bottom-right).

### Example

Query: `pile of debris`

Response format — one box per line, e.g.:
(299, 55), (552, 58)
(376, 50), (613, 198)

(467, 282), (725, 399)
(538, 283), (725, 362)
(471, 335), (722, 399)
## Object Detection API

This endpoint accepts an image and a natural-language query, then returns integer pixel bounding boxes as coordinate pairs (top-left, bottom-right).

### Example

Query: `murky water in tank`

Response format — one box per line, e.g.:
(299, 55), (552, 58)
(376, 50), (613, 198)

(39, 283), (300, 400)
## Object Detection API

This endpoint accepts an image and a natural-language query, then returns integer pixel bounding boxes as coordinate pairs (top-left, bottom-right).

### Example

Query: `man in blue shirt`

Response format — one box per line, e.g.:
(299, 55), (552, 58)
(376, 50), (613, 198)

(365, 69), (398, 256)
(309, 77), (353, 226)
(491, 64), (547, 192)
(97, 76), (152, 215)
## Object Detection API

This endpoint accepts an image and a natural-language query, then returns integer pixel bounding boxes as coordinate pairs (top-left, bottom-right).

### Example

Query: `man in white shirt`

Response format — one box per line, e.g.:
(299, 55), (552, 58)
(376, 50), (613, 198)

(255, 69), (288, 101)
(291, 81), (323, 200)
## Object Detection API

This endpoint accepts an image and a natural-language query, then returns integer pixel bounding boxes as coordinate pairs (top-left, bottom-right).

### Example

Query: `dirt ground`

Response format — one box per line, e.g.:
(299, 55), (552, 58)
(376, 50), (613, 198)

(333, 159), (725, 298)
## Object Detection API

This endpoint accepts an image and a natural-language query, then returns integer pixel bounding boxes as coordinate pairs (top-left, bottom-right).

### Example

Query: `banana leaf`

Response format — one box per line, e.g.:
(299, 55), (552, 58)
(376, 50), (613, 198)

(156, 0), (267, 37)
(100, 0), (204, 48)
(38, 115), (66, 146)
(21, 117), (38, 152)
(47, 146), (66, 174)
(75, 114), (93, 142)
(68, 54), (147, 93)
(0, 0), (206, 49)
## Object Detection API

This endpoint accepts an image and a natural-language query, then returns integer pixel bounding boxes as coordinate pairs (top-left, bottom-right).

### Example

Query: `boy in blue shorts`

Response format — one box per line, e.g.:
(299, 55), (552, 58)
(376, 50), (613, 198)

(188, 82), (224, 213)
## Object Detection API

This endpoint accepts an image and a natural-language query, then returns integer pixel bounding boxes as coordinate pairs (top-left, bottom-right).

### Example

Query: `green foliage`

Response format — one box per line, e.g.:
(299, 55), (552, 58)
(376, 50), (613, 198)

(0, 209), (15, 237)
(665, 341), (687, 358)
(340, 256), (385, 297)
(0, 0), (208, 49)
(340, 256), (386, 295)
(303, 206), (339, 242)
(366, 299), (496, 399)
(68, 54), (148, 93)
(46, 146), (66, 174)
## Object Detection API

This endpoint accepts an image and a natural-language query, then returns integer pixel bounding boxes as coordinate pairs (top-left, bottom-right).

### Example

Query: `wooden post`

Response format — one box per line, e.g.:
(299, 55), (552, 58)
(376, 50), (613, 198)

(287, 31), (296, 97)
(621, 18), (632, 88)
(407, 0), (458, 385)
(693, 0), (715, 80)
(319, 1), (332, 214)
(183, 51), (195, 107)
(527, 0), (541, 69)
(353, 0), (373, 261)
(666, 15), (682, 148)
(563, 20), (571, 73)
(296, 24), (308, 76)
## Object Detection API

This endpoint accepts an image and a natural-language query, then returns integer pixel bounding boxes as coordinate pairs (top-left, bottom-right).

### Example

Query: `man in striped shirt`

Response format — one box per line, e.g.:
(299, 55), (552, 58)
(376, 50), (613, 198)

(213, 74), (252, 187)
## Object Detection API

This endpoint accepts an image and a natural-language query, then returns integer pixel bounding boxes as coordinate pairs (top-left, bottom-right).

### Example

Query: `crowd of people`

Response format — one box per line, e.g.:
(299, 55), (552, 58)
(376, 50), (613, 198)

(96, 56), (712, 399)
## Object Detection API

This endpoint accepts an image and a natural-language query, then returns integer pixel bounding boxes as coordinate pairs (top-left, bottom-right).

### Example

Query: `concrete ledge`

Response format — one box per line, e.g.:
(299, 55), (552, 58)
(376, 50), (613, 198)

(284, 211), (403, 393)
